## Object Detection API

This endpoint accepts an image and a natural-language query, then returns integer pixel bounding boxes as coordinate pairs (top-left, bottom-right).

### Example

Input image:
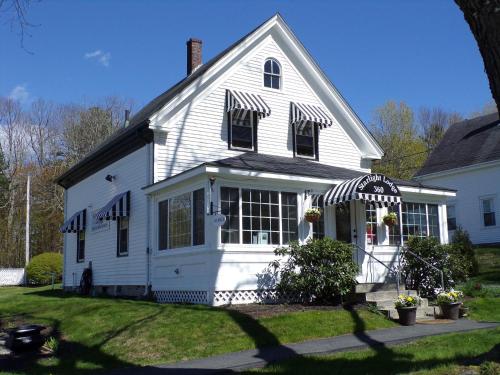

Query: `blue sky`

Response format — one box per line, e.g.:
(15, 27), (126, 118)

(0, 0), (493, 124)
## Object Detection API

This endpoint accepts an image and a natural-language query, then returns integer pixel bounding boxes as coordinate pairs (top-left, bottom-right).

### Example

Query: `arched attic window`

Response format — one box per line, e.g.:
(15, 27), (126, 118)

(264, 58), (281, 89)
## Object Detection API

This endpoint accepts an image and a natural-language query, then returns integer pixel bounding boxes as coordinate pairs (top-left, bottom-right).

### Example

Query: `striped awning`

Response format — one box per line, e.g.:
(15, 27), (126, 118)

(226, 90), (271, 119)
(325, 174), (402, 208)
(60, 209), (86, 233)
(290, 102), (333, 129)
(95, 191), (130, 221)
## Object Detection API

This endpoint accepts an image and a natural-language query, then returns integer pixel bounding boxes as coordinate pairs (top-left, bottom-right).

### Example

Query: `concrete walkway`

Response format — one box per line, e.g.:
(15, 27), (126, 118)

(111, 319), (498, 375)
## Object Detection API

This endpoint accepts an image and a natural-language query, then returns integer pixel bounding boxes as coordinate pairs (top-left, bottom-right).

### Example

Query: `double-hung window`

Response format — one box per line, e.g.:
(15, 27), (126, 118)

(388, 205), (401, 245)
(365, 203), (378, 245)
(446, 204), (457, 231)
(295, 121), (317, 158)
(221, 187), (298, 245)
(229, 110), (256, 151)
(77, 230), (85, 262)
(117, 217), (129, 256)
(311, 195), (325, 240)
(157, 188), (205, 250)
(481, 197), (496, 227)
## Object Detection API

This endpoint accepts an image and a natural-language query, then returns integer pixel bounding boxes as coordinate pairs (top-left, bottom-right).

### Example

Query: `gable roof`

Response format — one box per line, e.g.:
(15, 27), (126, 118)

(57, 13), (383, 188)
(415, 112), (500, 177)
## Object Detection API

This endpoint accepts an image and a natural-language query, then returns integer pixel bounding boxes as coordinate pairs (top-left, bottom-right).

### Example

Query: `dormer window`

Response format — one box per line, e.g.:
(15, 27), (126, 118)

(295, 121), (316, 158)
(264, 58), (281, 89)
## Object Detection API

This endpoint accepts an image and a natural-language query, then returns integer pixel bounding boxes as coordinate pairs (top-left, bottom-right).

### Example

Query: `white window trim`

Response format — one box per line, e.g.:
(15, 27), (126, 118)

(262, 57), (283, 91)
(479, 194), (498, 229)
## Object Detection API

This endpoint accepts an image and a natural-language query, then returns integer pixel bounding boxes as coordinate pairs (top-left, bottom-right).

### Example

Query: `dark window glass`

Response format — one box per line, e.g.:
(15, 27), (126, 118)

(281, 192), (298, 244)
(193, 189), (205, 245)
(447, 205), (457, 231)
(295, 122), (315, 157)
(168, 193), (191, 249)
(335, 203), (351, 243)
(428, 204), (440, 238)
(242, 189), (280, 244)
(312, 195), (325, 240)
(482, 199), (496, 227)
(263, 58), (281, 89)
(221, 187), (240, 243)
(158, 200), (169, 250)
(388, 205), (401, 245)
(401, 202), (427, 241)
(77, 230), (85, 262)
(231, 110), (254, 150)
(117, 216), (129, 256)
(365, 203), (378, 245)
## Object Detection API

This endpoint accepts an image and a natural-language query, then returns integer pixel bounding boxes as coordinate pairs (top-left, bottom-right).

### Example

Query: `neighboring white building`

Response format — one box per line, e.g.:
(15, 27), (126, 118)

(415, 112), (500, 246)
(57, 14), (454, 305)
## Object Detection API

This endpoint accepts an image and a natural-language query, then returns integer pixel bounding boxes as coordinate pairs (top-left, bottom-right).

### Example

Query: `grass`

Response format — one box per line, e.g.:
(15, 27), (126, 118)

(0, 286), (395, 374)
(247, 246), (500, 375)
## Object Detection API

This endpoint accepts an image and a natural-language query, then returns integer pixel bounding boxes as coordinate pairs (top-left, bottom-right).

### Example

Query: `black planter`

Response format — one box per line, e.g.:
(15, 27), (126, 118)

(6, 324), (45, 352)
(397, 307), (417, 326)
(440, 302), (461, 320)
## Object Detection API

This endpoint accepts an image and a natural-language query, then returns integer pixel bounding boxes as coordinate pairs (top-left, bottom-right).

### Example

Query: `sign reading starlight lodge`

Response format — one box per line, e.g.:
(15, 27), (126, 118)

(325, 173), (402, 208)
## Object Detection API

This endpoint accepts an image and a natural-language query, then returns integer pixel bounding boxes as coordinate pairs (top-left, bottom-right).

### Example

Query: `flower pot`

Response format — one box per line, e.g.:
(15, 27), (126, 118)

(440, 302), (461, 320)
(397, 307), (417, 326)
(383, 217), (397, 227)
(459, 306), (469, 318)
(305, 214), (320, 223)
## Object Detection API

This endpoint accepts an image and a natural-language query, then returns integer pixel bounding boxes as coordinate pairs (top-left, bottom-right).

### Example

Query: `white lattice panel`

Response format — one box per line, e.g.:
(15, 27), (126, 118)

(0, 268), (25, 286)
(213, 289), (295, 306)
(154, 290), (208, 304)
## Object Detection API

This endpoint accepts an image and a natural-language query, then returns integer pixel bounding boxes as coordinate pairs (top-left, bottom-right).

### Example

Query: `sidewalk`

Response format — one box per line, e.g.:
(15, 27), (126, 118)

(111, 319), (498, 375)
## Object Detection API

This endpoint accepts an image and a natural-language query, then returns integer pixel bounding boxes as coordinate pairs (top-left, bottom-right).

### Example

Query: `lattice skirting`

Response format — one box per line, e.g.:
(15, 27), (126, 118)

(0, 268), (25, 286)
(154, 290), (209, 304)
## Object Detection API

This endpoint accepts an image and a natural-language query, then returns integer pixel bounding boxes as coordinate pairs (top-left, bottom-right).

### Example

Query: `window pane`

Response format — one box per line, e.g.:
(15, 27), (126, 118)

(118, 217), (129, 255)
(365, 203), (378, 245)
(484, 212), (496, 226)
(401, 202), (427, 242)
(221, 187), (239, 243)
(193, 189), (205, 246)
(388, 205), (401, 245)
(296, 122), (315, 157)
(312, 195), (325, 240)
(168, 192), (192, 249)
(242, 189), (280, 244)
(271, 76), (280, 89)
(77, 230), (85, 262)
(282, 192), (298, 244)
(272, 60), (280, 75)
(264, 59), (272, 73)
(264, 74), (272, 88)
(231, 111), (253, 149)
(158, 200), (169, 250)
(428, 204), (440, 239)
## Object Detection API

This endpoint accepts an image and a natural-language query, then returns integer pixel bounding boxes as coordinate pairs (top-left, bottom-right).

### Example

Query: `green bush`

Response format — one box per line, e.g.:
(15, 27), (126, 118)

(451, 227), (479, 276)
(401, 237), (469, 297)
(271, 238), (358, 304)
(26, 252), (63, 285)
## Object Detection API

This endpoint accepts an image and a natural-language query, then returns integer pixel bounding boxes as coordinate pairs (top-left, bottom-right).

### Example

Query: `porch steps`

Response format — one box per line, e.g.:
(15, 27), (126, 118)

(355, 284), (436, 320)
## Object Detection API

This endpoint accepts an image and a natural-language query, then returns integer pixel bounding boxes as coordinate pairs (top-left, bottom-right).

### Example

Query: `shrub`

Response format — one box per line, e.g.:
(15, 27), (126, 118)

(451, 227), (479, 276)
(26, 252), (63, 285)
(271, 238), (358, 304)
(400, 237), (469, 297)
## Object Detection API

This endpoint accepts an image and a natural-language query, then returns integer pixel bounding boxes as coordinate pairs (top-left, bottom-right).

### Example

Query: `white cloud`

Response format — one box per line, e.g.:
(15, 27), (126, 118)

(84, 49), (111, 67)
(8, 84), (29, 103)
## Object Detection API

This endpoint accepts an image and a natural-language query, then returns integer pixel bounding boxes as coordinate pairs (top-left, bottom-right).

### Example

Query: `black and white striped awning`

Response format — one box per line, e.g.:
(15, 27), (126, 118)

(226, 90), (271, 119)
(95, 191), (130, 221)
(325, 174), (402, 208)
(60, 209), (86, 233)
(290, 102), (333, 129)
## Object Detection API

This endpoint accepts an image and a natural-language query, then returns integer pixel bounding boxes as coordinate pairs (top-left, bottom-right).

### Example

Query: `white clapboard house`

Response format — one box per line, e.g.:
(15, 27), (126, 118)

(57, 14), (455, 305)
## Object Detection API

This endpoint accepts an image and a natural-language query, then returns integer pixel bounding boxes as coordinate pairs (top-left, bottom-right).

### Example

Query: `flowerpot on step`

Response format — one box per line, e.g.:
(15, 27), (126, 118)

(440, 302), (461, 320)
(397, 307), (417, 326)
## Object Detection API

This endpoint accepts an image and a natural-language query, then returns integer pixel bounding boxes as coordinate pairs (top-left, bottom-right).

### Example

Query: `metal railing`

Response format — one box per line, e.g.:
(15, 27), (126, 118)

(353, 243), (445, 296)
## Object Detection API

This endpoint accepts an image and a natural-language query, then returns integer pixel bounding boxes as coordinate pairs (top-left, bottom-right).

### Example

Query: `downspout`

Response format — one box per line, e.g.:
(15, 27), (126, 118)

(144, 142), (153, 296)
(62, 188), (68, 289)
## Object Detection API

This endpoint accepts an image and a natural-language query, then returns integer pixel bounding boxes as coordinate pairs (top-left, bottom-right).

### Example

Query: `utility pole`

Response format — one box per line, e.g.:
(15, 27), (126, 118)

(25, 174), (30, 267)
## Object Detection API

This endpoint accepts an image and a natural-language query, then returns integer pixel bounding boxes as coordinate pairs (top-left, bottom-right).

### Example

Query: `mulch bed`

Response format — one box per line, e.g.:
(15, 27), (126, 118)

(223, 303), (365, 319)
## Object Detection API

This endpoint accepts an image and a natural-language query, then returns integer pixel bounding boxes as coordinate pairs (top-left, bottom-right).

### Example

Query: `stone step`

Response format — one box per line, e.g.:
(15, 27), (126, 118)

(372, 297), (429, 309)
(381, 306), (438, 320)
(363, 290), (418, 303)
(355, 283), (398, 293)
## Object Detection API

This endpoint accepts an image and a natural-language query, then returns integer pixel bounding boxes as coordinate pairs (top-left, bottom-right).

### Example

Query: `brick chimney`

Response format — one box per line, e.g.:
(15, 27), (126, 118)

(186, 38), (202, 75)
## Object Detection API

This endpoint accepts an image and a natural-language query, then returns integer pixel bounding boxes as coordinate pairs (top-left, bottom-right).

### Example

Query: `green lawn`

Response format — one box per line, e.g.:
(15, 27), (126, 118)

(0, 286), (395, 374)
(248, 247), (500, 375)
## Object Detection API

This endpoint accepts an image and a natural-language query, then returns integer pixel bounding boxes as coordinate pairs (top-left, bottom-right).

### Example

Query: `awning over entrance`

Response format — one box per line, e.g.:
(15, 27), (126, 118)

(325, 174), (402, 208)
(226, 90), (271, 119)
(95, 191), (130, 221)
(290, 102), (333, 129)
(60, 209), (86, 233)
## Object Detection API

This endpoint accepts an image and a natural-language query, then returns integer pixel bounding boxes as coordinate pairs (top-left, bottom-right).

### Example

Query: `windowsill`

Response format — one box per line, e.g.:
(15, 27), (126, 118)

(117, 253), (129, 257)
(76, 259), (84, 263)
(229, 146), (256, 152)
(261, 86), (283, 94)
(219, 243), (285, 252)
(481, 224), (499, 230)
(294, 154), (317, 161)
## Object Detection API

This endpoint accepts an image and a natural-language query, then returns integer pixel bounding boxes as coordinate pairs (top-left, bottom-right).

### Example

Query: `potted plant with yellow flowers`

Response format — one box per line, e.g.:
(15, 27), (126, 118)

(437, 290), (463, 320)
(304, 208), (322, 223)
(382, 212), (398, 227)
(394, 294), (421, 326)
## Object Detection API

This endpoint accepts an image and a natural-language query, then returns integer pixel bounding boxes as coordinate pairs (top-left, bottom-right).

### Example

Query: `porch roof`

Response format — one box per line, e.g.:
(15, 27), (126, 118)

(144, 153), (456, 194)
